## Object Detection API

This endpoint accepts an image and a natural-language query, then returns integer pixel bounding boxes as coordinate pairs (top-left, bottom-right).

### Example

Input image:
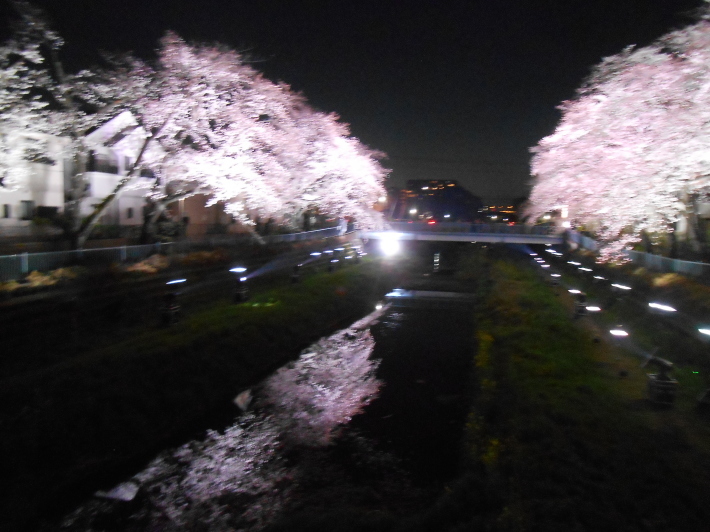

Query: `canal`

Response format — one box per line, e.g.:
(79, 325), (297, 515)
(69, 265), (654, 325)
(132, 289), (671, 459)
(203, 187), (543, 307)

(58, 250), (478, 530)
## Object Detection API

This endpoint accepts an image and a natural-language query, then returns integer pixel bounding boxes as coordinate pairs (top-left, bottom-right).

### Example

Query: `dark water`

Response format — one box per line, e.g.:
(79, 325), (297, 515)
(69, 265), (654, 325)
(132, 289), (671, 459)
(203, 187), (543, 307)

(352, 305), (475, 483)
(56, 301), (476, 530)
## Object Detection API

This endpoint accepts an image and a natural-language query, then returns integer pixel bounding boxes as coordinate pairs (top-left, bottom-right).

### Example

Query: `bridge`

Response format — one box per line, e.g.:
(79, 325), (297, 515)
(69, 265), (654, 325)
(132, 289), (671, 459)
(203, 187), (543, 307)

(361, 222), (563, 245)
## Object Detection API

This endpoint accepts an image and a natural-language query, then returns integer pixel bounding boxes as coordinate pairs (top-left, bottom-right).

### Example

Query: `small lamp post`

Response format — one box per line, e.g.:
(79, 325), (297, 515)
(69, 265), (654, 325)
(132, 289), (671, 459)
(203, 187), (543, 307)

(230, 267), (249, 303)
(161, 278), (185, 326)
(291, 264), (301, 284)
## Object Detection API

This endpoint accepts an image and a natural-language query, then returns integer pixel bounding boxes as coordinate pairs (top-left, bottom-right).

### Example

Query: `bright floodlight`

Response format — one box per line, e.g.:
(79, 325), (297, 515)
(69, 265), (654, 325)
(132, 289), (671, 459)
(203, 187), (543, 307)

(409, 208), (417, 214)
(444, 214), (451, 218)
(699, 328), (710, 336)
(586, 306), (602, 312)
(166, 278), (186, 285)
(379, 233), (402, 256)
(649, 302), (677, 312)
(568, 289), (581, 294)
(230, 267), (247, 273)
(239, 276), (247, 282)
(610, 329), (629, 337)
(378, 196), (387, 203)
(375, 303), (383, 310)
(611, 283), (632, 290)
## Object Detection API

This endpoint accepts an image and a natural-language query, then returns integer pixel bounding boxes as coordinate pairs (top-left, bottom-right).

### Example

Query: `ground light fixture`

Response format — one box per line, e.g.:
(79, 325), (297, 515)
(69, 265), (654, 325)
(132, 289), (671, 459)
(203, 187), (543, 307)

(568, 261), (581, 266)
(234, 277), (249, 302)
(610, 328), (629, 337)
(593, 275), (607, 281)
(550, 273), (561, 277)
(229, 267), (247, 273)
(529, 253), (538, 256)
(568, 289), (582, 294)
(310, 252), (322, 257)
(586, 305), (602, 312)
(541, 264), (550, 268)
(611, 283), (632, 290)
(648, 302), (677, 312)
(166, 278), (186, 285)
(579, 267), (593, 272)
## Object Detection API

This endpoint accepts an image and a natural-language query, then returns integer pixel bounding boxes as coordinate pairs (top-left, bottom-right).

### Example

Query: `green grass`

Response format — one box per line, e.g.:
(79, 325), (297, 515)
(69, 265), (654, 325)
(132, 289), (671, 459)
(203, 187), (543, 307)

(0, 259), (395, 531)
(416, 252), (710, 532)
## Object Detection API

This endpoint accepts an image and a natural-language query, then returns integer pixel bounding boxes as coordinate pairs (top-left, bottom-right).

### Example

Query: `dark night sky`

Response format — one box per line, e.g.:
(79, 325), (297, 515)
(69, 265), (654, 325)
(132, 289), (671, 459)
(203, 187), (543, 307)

(1, 0), (704, 200)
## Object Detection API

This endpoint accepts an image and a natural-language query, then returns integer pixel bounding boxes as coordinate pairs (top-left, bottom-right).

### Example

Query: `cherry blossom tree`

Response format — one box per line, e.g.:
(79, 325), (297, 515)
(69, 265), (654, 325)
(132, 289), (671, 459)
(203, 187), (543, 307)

(527, 7), (710, 261)
(69, 32), (390, 243)
(2, 5), (389, 247)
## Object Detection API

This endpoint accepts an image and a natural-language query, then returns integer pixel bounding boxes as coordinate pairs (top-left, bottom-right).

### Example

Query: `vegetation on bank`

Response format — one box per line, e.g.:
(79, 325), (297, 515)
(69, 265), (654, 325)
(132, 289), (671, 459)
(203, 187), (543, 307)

(0, 259), (396, 531)
(420, 252), (710, 531)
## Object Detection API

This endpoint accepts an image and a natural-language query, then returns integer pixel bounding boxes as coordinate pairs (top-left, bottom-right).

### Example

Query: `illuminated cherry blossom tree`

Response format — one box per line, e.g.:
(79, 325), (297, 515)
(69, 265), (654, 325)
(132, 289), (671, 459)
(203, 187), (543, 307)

(527, 9), (710, 261)
(2, 4), (388, 247)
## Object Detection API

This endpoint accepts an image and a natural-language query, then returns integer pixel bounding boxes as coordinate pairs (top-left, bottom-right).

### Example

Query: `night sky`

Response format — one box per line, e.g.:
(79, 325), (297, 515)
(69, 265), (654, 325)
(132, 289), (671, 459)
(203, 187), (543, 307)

(1, 0), (704, 201)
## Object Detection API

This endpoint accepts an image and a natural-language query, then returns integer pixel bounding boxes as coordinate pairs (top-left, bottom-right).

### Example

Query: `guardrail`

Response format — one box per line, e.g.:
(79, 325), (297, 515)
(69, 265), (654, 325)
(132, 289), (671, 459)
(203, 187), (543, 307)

(387, 221), (559, 235)
(625, 250), (710, 277)
(0, 227), (344, 282)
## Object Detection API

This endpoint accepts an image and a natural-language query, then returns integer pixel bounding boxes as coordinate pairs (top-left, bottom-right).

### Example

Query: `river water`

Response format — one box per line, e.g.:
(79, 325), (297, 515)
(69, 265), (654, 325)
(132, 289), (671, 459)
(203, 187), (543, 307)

(58, 294), (475, 531)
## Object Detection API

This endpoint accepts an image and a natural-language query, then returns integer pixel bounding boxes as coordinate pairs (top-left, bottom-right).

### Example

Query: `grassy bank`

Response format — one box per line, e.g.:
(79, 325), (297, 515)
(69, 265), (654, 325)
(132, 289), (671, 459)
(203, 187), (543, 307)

(0, 259), (396, 531)
(417, 251), (710, 531)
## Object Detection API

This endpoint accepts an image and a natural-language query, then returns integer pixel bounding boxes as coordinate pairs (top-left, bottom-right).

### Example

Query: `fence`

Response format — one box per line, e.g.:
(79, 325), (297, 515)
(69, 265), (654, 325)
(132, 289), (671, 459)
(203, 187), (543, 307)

(625, 250), (710, 277)
(387, 221), (559, 235)
(0, 227), (344, 282)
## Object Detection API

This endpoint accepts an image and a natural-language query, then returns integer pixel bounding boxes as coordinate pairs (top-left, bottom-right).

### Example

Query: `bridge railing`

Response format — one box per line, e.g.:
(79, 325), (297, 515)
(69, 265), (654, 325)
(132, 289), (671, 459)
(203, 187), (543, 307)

(387, 221), (559, 235)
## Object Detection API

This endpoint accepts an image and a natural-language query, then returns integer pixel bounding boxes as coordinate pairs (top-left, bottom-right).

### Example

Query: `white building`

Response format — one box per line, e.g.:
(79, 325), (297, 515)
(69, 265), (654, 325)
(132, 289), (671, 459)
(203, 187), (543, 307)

(0, 111), (153, 238)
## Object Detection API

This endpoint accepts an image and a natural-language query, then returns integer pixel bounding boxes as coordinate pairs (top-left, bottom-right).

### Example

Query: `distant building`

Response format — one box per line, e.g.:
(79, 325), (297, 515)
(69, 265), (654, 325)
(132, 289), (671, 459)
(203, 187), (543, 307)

(389, 179), (483, 222)
(481, 200), (518, 223)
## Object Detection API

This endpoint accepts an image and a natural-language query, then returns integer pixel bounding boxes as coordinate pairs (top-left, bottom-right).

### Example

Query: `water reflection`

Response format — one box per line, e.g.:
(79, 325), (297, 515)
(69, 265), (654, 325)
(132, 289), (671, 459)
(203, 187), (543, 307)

(61, 309), (386, 531)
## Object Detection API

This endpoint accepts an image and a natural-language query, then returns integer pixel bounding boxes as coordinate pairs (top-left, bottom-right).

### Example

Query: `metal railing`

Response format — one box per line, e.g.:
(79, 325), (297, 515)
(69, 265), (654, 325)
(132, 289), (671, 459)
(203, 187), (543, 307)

(0, 243), (177, 282)
(0, 227), (344, 282)
(387, 221), (559, 235)
(625, 250), (710, 277)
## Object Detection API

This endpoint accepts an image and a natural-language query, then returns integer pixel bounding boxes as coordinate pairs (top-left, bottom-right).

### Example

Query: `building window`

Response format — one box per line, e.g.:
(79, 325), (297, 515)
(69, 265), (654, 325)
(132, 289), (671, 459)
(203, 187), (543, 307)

(3, 204), (10, 218)
(88, 150), (119, 174)
(19, 200), (35, 220)
(127, 207), (134, 219)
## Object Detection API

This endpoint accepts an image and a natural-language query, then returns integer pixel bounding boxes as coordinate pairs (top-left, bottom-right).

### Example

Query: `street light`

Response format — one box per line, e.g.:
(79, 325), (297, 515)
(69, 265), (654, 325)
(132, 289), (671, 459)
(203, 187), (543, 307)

(379, 233), (402, 256)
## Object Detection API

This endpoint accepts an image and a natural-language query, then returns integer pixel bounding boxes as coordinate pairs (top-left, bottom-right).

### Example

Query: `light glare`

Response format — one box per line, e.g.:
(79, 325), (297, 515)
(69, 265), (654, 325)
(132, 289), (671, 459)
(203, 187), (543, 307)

(611, 283), (632, 290)
(648, 302), (677, 312)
